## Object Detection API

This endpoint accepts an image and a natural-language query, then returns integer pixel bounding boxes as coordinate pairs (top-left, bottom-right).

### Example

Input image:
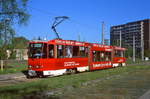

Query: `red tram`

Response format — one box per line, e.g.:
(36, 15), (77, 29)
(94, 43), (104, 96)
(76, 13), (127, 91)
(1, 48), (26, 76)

(28, 39), (126, 77)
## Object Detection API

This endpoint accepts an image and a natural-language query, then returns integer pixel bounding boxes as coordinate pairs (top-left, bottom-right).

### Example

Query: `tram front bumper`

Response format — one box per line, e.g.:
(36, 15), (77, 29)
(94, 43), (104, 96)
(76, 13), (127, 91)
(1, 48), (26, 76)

(28, 70), (37, 77)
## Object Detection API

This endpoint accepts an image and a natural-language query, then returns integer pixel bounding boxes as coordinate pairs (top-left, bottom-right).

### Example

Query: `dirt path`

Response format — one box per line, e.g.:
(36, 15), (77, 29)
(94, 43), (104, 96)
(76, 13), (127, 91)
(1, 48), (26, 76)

(0, 72), (36, 86)
(139, 90), (150, 99)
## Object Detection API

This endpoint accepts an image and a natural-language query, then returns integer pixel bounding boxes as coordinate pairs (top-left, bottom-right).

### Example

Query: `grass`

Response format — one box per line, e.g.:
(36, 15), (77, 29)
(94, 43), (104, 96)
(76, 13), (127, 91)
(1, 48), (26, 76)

(126, 58), (150, 64)
(0, 58), (148, 75)
(62, 67), (150, 99)
(126, 58), (141, 64)
(0, 65), (150, 98)
(0, 60), (27, 74)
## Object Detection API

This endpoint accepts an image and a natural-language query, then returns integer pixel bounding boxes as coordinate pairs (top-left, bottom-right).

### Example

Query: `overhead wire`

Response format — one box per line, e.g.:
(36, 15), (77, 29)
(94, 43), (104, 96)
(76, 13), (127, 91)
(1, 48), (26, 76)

(27, 6), (85, 40)
(27, 5), (101, 32)
(26, 5), (111, 43)
(27, 5), (58, 17)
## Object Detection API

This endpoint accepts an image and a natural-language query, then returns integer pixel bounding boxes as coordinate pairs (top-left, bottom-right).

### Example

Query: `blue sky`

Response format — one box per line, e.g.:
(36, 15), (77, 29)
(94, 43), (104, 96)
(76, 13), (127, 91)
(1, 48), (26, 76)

(15, 0), (150, 43)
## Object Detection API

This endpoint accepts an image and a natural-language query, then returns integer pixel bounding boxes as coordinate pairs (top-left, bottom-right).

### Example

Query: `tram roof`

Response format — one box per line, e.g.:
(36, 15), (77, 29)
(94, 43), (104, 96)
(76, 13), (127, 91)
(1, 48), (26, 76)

(29, 39), (125, 50)
(47, 39), (89, 46)
(113, 46), (126, 50)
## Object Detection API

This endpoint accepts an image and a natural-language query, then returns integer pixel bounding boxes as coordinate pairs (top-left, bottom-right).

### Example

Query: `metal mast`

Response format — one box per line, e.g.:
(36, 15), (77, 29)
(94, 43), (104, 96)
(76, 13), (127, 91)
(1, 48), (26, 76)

(120, 27), (122, 47)
(141, 21), (144, 61)
(133, 35), (135, 62)
(102, 22), (104, 45)
(51, 16), (69, 39)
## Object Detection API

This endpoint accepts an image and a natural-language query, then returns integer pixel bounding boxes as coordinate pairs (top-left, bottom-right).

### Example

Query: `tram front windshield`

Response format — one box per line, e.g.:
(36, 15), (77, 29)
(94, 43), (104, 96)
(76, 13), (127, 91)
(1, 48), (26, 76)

(115, 50), (124, 57)
(29, 43), (46, 58)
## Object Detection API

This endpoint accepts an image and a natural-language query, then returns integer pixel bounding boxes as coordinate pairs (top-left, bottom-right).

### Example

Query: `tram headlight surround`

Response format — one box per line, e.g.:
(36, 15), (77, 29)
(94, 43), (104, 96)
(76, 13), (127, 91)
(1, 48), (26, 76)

(36, 65), (40, 68)
(28, 65), (32, 68)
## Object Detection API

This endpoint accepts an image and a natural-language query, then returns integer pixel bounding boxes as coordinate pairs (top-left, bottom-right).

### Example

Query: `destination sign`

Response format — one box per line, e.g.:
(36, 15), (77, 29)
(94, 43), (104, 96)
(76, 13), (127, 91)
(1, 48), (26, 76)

(55, 40), (85, 46)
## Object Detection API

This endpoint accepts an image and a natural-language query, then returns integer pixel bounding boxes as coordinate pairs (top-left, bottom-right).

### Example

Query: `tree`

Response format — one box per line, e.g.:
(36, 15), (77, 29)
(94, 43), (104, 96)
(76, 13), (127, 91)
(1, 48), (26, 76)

(12, 36), (29, 49)
(125, 45), (133, 58)
(0, 0), (30, 25)
(111, 39), (120, 46)
(0, 0), (30, 59)
(0, 19), (15, 46)
(144, 50), (150, 58)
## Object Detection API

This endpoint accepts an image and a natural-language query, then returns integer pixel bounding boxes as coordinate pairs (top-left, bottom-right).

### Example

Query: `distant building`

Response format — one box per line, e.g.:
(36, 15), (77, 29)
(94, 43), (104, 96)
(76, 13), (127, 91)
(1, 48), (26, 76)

(110, 19), (150, 57)
(6, 49), (28, 60)
(15, 49), (28, 60)
(104, 39), (109, 45)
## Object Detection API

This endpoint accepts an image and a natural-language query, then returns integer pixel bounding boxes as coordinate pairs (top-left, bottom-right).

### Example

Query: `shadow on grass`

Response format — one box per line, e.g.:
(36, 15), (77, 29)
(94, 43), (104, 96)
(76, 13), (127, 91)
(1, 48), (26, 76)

(22, 70), (28, 76)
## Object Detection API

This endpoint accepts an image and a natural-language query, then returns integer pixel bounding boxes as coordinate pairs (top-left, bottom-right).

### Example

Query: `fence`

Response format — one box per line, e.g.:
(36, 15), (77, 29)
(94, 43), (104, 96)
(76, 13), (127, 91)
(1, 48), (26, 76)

(0, 59), (27, 71)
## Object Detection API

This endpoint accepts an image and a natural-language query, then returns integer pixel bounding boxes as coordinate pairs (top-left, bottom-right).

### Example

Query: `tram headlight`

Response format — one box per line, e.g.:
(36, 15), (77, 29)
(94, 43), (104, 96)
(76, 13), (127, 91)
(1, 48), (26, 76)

(28, 65), (32, 68)
(35, 65), (43, 68)
(36, 65), (40, 68)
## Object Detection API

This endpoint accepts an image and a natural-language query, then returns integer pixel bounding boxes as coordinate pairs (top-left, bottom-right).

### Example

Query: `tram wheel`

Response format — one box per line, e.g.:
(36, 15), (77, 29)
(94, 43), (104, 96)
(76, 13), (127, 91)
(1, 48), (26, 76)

(67, 68), (77, 74)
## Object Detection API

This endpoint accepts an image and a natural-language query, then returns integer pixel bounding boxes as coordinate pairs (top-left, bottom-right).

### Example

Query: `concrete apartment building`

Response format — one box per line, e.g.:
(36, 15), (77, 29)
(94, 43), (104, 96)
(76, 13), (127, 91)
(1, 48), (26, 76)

(110, 19), (150, 58)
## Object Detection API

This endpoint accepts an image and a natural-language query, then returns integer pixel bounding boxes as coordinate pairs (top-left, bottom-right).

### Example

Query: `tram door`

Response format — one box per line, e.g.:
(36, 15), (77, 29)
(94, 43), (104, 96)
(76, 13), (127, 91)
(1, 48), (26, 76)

(88, 46), (92, 71)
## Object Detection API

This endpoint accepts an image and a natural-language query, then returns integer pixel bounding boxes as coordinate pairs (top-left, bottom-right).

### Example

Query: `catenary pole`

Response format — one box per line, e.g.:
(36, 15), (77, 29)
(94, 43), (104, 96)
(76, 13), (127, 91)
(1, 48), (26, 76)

(141, 21), (144, 61)
(102, 22), (104, 45)
(120, 28), (122, 47)
(133, 35), (135, 62)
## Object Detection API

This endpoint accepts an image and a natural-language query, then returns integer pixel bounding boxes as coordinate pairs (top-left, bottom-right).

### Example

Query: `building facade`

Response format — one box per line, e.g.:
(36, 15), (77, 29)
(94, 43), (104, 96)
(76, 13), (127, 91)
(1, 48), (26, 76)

(6, 49), (28, 60)
(110, 19), (150, 58)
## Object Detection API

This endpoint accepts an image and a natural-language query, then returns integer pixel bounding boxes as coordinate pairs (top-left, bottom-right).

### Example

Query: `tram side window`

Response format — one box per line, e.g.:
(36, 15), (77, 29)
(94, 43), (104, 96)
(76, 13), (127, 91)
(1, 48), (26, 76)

(120, 51), (124, 57)
(115, 50), (122, 57)
(122, 51), (125, 57)
(65, 46), (72, 58)
(92, 51), (100, 62)
(100, 51), (105, 61)
(85, 47), (88, 57)
(42, 44), (47, 58)
(57, 45), (64, 58)
(80, 46), (86, 57)
(96, 51), (100, 62)
(73, 46), (79, 57)
(48, 45), (54, 58)
(105, 52), (111, 61)
(93, 51), (96, 62)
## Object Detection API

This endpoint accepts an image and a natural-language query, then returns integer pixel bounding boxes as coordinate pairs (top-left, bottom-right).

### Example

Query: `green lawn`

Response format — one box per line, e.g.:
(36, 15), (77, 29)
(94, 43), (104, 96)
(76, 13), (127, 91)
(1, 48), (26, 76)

(58, 67), (150, 99)
(0, 58), (148, 75)
(0, 65), (150, 99)
(0, 60), (27, 74)
(126, 58), (150, 64)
